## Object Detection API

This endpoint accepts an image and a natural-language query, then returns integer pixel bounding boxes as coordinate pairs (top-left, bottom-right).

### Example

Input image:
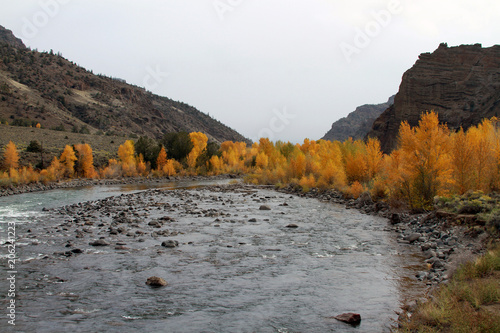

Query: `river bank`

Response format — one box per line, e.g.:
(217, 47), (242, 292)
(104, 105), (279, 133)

(0, 174), (239, 197)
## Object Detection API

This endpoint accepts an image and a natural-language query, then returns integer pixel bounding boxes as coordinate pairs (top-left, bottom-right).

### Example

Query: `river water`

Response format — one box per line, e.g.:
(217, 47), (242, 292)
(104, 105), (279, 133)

(0, 180), (425, 333)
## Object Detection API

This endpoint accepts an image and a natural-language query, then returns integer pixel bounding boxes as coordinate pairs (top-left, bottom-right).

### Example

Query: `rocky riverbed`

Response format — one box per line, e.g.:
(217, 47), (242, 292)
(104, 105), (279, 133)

(2, 183), (429, 332)
(276, 185), (491, 293)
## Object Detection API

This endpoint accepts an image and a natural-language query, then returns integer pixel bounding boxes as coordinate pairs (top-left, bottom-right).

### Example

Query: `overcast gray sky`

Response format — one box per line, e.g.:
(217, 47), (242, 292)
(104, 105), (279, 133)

(0, 0), (498, 142)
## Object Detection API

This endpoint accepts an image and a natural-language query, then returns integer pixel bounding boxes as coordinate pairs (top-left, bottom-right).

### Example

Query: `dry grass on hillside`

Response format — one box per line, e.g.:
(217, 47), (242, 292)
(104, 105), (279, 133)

(0, 124), (130, 167)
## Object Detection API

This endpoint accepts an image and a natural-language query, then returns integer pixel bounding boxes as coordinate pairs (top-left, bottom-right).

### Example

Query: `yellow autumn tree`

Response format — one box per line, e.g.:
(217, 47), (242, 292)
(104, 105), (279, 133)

(118, 140), (136, 177)
(450, 128), (475, 194)
(59, 145), (77, 178)
(209, 155), (223, 175)
(397, 111), (452, 208)
(255, 152), (269, 169)
(156, 146), (168, 171)
(467, 119), (497, 192)
(3, 141), (19, 170)
(364, 137), (383, 180)
(187, 132), (208, 170)
(74, 143), (96, 178)
(136, 154), (147, 176)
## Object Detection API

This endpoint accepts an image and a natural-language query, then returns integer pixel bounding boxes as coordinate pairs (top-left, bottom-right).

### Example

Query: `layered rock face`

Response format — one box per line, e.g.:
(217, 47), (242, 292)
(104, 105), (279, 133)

(321, 95), (395, 142)
(368, 43), (500, 153)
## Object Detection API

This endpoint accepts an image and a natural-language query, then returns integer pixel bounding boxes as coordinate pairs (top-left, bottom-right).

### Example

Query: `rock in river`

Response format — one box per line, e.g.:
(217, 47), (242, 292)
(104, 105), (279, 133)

(259, 205), (271, 210)
(146, 276), (168, 287)
(89, 239), (110, 246)
(161, 240), (179, 248)
(333, 313), (361, 325)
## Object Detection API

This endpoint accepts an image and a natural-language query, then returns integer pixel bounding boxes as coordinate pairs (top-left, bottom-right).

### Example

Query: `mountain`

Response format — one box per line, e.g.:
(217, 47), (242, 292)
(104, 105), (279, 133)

(367, 43), (500, 153)
(0, 26), (26, 49)
(321, 95), (395, 142)
(0, 26), (249, 144)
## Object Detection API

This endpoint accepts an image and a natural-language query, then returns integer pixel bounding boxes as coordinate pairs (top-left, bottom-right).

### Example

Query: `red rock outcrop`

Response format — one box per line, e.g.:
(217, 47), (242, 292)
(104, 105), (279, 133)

(368, 43), (500, 153)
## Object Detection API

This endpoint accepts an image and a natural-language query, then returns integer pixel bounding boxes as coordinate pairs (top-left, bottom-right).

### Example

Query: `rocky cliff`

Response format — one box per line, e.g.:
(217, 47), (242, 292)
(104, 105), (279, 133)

(321, 95), (395, 142)
(367, 43), (500, 153)
(0, 26), (26, 49)
(0, 26), (249, 144)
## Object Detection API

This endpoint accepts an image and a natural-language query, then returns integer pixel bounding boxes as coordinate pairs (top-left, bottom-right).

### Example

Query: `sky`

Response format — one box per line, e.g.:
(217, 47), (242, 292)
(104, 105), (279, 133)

(0, 0), (498, 143)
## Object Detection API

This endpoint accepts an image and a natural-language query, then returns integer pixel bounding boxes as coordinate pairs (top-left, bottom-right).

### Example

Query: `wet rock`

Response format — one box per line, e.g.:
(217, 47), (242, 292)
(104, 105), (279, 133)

(146, 276), (167, 287)
(286, 224), (299, 228)
(71, 248), (83, 254)
(259, 205), (271, 210)
(421, 243), (431, 251)
(422, 250), (436, 259)
(333, 313), (361, 325)
(248, 218), (258, 222)
(148, 221), (162, 228)
(89, 239), (110, 246)
(390, 213), (401, 225)
(432, 259), (445, 269)
(405, 233), (421, 243)
(161, 240), (179, 248)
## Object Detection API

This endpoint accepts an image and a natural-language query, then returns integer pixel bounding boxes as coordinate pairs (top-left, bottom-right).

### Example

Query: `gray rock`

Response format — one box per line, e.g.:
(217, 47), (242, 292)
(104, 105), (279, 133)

(161, 240), (179, 248)
(259, 205), (271, 210)
(422, 250), (436, 259)
(405, 233), (421, 243)
(89, 239), (110, 246)
(432, 259), (445, 269)
(148, 221), (162, 228)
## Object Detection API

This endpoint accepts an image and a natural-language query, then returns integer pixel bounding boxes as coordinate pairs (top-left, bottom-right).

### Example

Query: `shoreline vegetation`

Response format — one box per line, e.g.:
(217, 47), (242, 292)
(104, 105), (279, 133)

(2, 111), (500, 331)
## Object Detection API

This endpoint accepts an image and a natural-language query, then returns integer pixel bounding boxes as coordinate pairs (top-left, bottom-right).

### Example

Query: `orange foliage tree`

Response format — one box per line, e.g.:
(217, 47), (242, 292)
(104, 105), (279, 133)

(118, 140), (137, 177)
(187, 132), (208, 170)
(156, 147), (168, 171)
(450, 128), (475, 194)
(3, 141), (19, 170)
(392, 111), (452, 208)
(74, 143), (96, 178)
(59, 145), (77, 178)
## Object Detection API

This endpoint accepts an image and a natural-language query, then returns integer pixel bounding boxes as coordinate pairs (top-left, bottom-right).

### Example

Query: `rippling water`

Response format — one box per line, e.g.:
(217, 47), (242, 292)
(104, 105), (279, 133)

(0, 181), (425, 332)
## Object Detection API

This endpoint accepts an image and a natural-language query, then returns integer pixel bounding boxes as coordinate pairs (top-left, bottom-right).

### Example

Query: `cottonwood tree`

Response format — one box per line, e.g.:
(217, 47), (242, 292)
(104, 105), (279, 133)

(3, 141), (19, 170)
(59, 145), (77, 178)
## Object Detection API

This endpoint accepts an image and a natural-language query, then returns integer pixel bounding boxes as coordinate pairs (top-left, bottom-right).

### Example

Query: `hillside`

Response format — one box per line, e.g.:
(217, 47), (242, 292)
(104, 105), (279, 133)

(321, 95), (395, 142)
(367, 43), (500, 153)
(0, 25), (249, 144)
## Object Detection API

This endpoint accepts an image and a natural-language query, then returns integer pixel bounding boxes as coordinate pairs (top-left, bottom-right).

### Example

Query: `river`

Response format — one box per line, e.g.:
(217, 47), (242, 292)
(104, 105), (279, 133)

(0, 180), (425, 332)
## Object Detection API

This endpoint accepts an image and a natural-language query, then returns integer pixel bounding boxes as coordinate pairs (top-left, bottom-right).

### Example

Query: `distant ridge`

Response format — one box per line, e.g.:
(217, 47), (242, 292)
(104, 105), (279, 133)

(321, 95), (395, 142)
(0, 25), (249, 144)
